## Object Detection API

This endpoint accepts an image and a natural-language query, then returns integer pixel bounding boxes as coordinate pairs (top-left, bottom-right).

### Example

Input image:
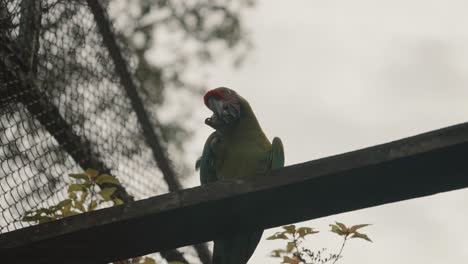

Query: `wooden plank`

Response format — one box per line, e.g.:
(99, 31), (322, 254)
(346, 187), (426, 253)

(1, 122), (468, 264)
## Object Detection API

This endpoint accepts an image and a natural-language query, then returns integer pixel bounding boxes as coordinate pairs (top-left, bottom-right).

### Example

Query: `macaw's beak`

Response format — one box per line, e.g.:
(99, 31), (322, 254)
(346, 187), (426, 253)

(205, 97), (240, 130)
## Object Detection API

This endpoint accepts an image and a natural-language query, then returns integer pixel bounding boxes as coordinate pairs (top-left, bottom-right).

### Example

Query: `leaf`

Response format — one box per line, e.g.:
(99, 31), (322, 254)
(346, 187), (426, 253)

(297, 227), (319, 238)
(38, 216), (55, 224)
(95, 174), (120, 185)
(68, 173), (91, 183)
(266, 232), (289, 240)
(99, 187), (117, 201)
(35, 208), (53, 215)
(282, 225), (296, 234)
(80, 191), (88, 204)
(349, 224), (371, 233)
(351, 231), (372, 242)
(22, 214), (55, 224)
(335, 222), (348, 232)
(143, 257), (157, 264)
(69, 191), (77, 200)
(61, 202), (72, 215)
(113, 198), (124, 205)
(330, 224), (346, 236)
(75, 200), (85, 212)
(50, 199), (73, 213)
(270, 249), (286, 257)
(282, 256), (298, 264)
(88, 200), (98, 211)
(286, 242), (295, 252)
(62, 211), (80, 217)
(21, 215), (43, 222)
(68, 183), (86, 193)
(85, 169), (99, 178)
(56, 199), (72, 209)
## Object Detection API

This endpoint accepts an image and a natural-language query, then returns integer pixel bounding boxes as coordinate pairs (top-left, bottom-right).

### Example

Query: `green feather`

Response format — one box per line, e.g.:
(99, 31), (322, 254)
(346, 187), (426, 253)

(198, 95), (285, 264)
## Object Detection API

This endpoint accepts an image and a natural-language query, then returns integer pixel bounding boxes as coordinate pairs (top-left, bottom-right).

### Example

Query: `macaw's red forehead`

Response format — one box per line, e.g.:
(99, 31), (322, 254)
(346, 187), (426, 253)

(204, 89), (225, 107)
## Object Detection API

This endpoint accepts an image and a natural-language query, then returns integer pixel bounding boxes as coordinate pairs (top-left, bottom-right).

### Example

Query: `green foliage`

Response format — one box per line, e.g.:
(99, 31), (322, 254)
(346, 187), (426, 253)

(99, 187), (117, 201)
(329, 222), (372, 242)
(267, 223), (372, 264)
(21, 169), (124, 223)
(21, 169), (158, 264)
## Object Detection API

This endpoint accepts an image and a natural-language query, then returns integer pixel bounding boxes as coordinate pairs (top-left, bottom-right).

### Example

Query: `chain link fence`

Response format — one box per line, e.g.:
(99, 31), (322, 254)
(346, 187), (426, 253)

(0, 0), (175, 237)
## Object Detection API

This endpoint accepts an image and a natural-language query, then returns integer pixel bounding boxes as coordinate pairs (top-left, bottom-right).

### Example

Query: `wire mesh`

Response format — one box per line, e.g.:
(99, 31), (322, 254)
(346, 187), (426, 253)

(0, 0), (170, 233)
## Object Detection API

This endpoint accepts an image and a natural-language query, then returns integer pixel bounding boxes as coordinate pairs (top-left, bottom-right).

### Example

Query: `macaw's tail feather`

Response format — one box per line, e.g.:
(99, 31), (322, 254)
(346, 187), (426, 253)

(212, 230), (263, 264)
(195, 157), (202, 171)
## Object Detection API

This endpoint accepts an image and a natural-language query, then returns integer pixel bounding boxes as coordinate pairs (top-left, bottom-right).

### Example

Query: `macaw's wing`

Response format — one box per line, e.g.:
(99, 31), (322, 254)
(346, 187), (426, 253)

(271, 137), (285, 170)
(199, 132), (222, 185)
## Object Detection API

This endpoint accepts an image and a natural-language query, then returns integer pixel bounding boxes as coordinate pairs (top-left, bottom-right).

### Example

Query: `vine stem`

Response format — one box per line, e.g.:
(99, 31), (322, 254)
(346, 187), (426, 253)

(293, 232), (307, 263)
(331, 235), (348, 264)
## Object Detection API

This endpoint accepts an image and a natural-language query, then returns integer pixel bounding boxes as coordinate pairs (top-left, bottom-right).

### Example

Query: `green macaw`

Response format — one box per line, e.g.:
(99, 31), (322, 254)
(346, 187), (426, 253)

(197, 87), (285, 264)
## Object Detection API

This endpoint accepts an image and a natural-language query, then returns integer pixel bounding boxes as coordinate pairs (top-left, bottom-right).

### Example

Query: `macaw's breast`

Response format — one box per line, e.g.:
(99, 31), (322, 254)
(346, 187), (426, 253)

(218, 137), (272, 180)
(216, 97), (273, 180)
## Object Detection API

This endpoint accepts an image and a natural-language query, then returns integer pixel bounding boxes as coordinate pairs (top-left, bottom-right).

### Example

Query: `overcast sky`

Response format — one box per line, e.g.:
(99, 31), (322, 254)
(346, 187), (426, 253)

(183, 0), (468, 263)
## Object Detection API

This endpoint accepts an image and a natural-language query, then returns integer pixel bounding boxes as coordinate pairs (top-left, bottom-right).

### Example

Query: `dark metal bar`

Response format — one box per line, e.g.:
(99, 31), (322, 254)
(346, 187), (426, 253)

(2, 122), (468, 263)
(85, 0), (211, 262)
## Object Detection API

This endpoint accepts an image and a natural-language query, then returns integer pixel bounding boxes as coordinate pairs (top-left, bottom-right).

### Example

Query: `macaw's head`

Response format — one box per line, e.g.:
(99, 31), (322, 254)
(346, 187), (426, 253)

(204, 87), (241, 131)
